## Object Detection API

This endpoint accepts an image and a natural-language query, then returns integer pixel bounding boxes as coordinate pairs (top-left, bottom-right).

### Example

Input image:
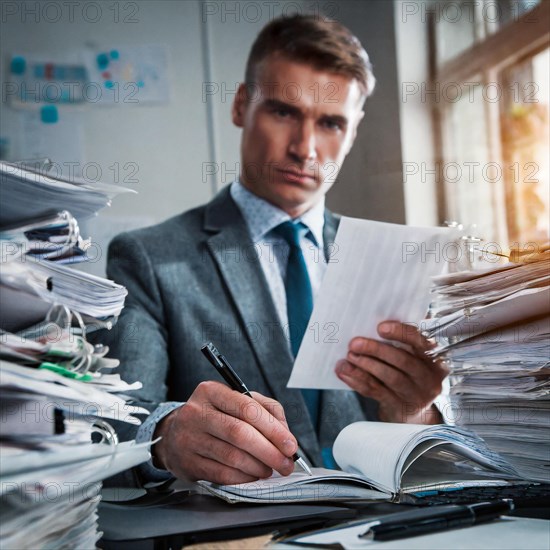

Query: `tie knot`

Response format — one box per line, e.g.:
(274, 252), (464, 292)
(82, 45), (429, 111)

(273, 221), (309, 248)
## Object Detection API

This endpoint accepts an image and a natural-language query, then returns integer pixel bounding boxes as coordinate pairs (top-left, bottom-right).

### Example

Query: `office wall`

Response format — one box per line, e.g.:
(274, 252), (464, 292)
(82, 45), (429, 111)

(0, 1), (212, 231)
(395, 0), (438, 227)
(324, 0), (407, 223)
(0, 0), (417, 274)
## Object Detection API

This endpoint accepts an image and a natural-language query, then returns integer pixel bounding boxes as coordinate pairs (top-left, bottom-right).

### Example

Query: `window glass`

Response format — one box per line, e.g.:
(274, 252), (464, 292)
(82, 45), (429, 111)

(435, 1), (477, 66)
(443, 80), (496, 241)
(499, 47), (550, 245)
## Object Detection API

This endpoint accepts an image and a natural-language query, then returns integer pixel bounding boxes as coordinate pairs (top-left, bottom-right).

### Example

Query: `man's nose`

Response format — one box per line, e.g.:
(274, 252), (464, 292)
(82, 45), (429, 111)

(288, 121), (317, 162)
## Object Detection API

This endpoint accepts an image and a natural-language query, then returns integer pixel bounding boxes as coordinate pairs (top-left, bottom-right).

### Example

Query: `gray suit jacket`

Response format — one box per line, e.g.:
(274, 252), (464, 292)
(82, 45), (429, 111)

(102, 187), (378, 473)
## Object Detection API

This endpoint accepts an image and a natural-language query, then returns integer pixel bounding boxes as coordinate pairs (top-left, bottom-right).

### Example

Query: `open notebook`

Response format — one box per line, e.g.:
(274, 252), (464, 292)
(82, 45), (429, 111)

(197, 422), (520, 504)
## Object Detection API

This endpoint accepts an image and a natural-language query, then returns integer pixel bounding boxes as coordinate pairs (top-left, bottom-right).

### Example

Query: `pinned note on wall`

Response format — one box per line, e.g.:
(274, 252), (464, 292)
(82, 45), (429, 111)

(83, 44), (170, 105)
(7, 54), (89, 107)
(7, 45), (170, 109)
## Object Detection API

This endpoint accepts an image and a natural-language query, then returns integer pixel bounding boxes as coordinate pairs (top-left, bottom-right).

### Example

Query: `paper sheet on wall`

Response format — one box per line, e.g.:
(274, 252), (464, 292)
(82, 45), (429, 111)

(287, 218), (454, 390)
(83, 44), (170, 105)
(18, 109), (84, 175)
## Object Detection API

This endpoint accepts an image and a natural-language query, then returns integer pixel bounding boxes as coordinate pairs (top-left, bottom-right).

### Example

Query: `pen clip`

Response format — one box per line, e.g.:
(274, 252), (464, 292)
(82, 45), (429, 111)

(201, 343), (237, 388)
(201, 342), (252, 396)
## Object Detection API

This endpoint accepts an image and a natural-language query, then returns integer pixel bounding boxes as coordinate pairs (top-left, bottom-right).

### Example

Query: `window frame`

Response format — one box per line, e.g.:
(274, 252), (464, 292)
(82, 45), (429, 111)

(429, 0), (550, 242)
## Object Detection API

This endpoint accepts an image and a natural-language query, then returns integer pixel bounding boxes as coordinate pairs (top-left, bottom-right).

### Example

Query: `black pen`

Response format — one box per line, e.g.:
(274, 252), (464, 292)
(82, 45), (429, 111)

(200, 342), (313, 476)
(359, 500), (514, 541)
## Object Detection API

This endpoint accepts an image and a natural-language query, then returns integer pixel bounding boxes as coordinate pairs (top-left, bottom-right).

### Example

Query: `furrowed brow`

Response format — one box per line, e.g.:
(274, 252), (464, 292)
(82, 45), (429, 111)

(264, 99), (302, 116)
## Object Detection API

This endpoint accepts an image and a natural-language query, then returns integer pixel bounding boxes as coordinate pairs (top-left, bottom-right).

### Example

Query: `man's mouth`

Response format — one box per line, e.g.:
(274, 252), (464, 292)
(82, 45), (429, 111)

(277, 169), (316, 185)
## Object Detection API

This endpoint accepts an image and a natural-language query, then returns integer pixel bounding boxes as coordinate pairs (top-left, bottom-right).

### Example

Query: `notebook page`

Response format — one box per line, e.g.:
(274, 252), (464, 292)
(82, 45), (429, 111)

(333, 422), (432, 494)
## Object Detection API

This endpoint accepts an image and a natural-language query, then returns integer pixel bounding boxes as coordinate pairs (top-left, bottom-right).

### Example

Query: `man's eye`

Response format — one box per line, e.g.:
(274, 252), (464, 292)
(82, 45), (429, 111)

(273, 108), (291, 118)
(321, 120), (342, 131)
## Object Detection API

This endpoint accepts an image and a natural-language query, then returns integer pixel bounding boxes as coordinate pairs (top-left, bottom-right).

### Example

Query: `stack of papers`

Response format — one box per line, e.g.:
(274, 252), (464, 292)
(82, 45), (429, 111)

(0, 255), (127, 332)
(0, 353), (151, 549)
(427, 255), (550, 482)
(1, 482), (103, 549)
(0, 162), (130, 334)
(0, 159), (148, 548)
(0, 161), (134, 226)
(424, 259), (549, 341)
(0, 211), (91, 263)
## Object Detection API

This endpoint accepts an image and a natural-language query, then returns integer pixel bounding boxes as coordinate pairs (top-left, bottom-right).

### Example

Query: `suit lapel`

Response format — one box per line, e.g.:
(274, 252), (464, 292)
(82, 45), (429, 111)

(203, 189), (321, 462)
(323, 210), (340, 262)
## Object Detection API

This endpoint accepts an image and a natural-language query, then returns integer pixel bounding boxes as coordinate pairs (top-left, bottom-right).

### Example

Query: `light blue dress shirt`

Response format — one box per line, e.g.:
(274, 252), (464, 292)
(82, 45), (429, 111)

(230, 180), (327, 340)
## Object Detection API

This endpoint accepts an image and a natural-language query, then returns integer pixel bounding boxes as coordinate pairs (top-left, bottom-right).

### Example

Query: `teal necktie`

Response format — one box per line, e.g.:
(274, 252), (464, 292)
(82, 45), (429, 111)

(273, 221), (320, 429)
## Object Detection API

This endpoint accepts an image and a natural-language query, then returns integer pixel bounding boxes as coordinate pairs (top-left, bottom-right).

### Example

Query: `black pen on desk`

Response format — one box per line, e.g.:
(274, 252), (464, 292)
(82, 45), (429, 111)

(200, 342), (313, 476)
(359, 500), (514, 542)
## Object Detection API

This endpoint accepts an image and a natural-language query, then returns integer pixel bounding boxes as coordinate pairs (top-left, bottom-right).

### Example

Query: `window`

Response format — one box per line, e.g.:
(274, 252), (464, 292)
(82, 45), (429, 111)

(430, 0), (549, 248)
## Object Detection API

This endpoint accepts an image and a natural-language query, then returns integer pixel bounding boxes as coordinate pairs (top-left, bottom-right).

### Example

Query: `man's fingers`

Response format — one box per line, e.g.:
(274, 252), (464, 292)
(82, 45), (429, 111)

(377, 321), (434, 352)
(251, 391), (289, 429)
(195, 382), (296, 475)
(156, 382), (298, 483)
(348, 337), (430, 379)
(347, 343), (446, 402)
(199, 433), (273, 479)
(200, 382), (297, 456)
(205, 413), (295, 475)
(191, 454), (261, 485)
(335, 359), (400, 404)
(345, 350), (415, 393)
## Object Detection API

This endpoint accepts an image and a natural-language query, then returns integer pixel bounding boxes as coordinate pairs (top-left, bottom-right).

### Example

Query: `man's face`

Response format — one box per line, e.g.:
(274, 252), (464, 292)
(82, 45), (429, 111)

(232, 54), (365, 218)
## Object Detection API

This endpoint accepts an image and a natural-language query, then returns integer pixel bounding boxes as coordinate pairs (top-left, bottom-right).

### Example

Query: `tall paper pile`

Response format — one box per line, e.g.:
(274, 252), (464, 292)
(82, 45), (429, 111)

(425, 249), (550, 482)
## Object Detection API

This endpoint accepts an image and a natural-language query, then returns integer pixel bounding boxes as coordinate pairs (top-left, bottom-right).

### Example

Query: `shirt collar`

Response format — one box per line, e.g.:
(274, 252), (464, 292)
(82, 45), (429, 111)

(230, 180), (325, 247)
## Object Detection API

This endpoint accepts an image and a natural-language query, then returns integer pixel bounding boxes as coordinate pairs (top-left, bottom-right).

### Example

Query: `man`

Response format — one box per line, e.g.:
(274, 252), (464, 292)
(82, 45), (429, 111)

(104, 14), (448, 486)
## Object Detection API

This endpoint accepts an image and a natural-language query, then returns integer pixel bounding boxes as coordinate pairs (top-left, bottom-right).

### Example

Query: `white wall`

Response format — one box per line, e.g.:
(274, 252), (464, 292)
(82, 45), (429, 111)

(394, 0), (439, 227)
(1, 0), (213, 218)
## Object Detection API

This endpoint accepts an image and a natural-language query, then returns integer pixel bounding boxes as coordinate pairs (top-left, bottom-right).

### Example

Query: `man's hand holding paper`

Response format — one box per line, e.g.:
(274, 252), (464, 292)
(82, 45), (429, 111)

(336, 320), (449, 424)
(287, 217), (456, 425)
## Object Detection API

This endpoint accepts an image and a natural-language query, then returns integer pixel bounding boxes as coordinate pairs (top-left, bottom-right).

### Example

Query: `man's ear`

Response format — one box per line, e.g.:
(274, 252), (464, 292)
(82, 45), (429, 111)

(345, 110), (365, 154)
(231, 83), (248, 128)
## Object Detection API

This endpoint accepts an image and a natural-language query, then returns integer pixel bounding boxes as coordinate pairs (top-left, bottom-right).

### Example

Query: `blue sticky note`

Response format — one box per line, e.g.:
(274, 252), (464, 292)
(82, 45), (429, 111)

(11, 56), (26, 75)
(96, 53), (109, 69)
(110, 49), (120, 60)
(41, 105), (58, 124)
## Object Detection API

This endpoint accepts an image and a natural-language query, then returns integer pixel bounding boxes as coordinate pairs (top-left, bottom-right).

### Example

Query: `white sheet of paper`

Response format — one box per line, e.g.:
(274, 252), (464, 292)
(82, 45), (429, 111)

(287, 218), (453, 390)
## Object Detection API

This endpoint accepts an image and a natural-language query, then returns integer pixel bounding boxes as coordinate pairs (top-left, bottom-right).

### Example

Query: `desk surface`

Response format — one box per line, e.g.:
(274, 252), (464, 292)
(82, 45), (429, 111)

(277, 516), (550, 550)
(98, 491), (550, 550)
(98, 494), (358, 546)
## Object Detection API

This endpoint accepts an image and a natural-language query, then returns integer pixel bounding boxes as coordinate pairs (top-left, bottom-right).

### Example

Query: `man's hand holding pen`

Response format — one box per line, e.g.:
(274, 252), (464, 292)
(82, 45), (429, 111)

(153, 381), (299, 485)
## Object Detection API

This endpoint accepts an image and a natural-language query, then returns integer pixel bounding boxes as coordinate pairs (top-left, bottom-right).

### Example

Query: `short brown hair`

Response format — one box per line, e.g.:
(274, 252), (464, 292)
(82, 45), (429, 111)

(245, 14), (376, 100)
